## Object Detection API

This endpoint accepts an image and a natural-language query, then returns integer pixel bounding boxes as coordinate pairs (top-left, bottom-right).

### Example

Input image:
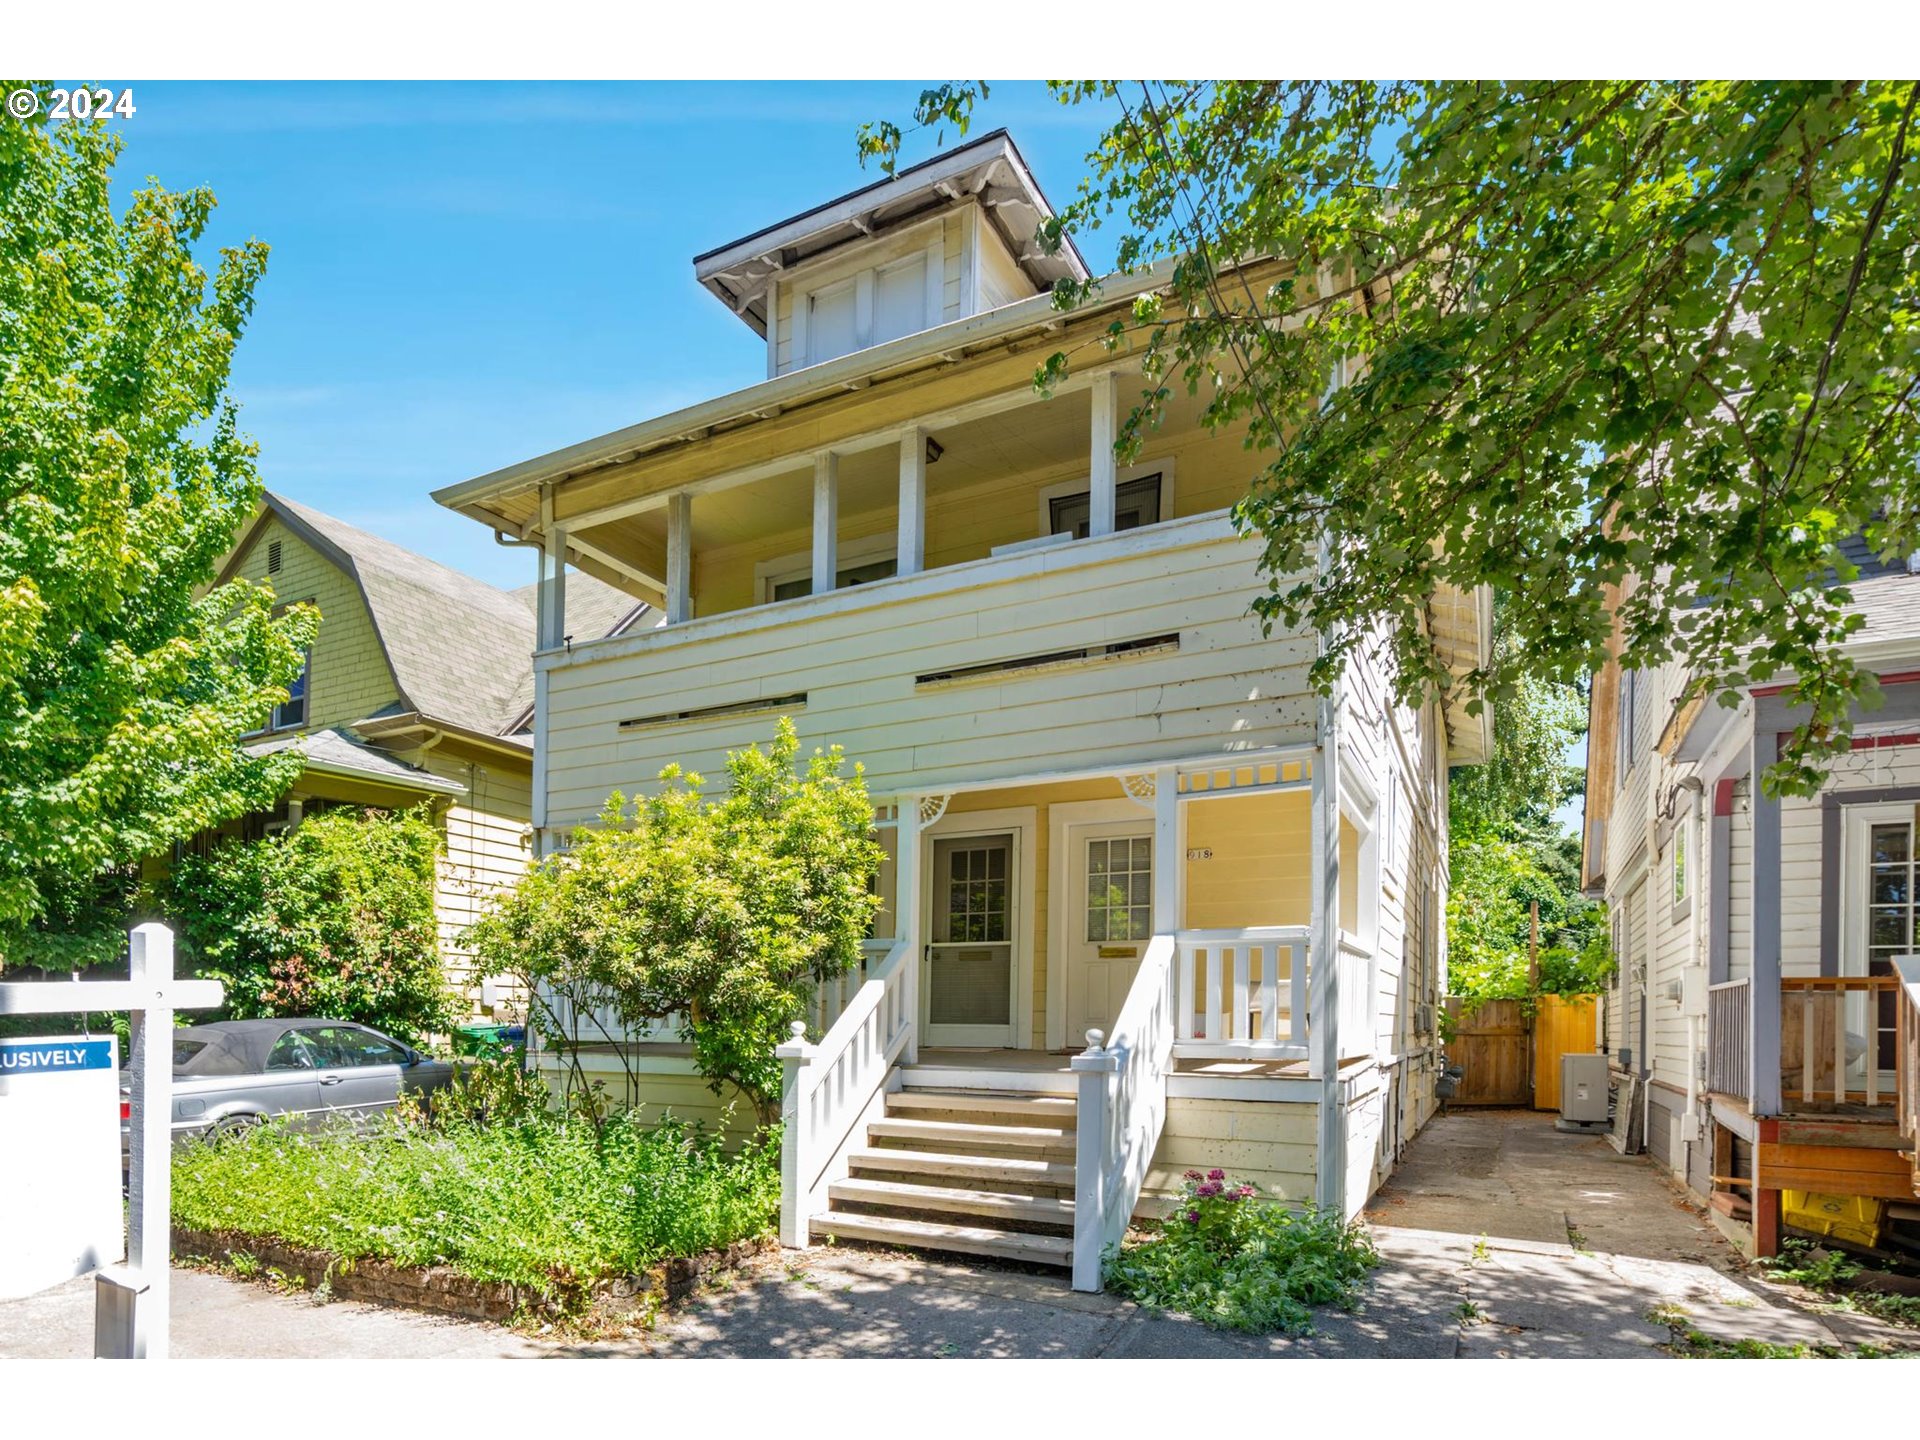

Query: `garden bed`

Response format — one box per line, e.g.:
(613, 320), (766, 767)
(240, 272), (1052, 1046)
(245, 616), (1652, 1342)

(173, 1224), (772, 1326)
(169, 1107), (780, 1323)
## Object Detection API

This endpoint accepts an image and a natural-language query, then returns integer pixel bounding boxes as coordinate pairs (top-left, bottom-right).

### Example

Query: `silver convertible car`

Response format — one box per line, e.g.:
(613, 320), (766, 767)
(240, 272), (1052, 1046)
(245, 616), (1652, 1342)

(119, 1018), (456, 1153)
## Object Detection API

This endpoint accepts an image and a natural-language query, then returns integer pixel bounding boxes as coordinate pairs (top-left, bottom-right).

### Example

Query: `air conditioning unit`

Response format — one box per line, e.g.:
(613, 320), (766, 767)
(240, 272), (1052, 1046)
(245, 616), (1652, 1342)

(1557, 1054), (1611, 1132)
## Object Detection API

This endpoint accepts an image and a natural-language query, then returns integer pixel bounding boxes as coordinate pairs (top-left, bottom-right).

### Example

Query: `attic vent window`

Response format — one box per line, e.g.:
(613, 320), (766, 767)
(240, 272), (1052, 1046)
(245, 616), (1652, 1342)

(267, 540), (282, 574)
(619, 693), (807, 733)
(916, 633), (1179, 689)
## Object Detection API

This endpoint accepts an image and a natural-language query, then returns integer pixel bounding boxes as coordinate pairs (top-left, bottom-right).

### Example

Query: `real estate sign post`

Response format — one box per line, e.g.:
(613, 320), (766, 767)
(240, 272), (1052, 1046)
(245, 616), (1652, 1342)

(0, 922), (222, 1358)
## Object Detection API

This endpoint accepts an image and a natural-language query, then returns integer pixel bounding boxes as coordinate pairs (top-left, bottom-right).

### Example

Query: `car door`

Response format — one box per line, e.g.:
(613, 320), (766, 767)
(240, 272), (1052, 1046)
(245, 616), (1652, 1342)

(308, 1025), (410, 1123)
(256, 1029), (326, 1127)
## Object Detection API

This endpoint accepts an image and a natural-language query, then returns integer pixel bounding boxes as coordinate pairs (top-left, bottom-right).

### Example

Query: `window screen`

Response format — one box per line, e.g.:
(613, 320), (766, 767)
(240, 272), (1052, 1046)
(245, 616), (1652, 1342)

(1049, 474), (1164, 539)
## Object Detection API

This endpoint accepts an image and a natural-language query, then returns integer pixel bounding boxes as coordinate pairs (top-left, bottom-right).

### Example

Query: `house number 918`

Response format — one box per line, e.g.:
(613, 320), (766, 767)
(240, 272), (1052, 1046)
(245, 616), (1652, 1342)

(1186, 847), (1213, 861)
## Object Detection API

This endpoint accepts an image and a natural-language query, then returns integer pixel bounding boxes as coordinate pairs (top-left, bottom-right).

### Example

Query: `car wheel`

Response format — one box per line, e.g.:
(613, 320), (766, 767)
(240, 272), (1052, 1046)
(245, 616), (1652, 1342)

(210, 1114), (263, 1142)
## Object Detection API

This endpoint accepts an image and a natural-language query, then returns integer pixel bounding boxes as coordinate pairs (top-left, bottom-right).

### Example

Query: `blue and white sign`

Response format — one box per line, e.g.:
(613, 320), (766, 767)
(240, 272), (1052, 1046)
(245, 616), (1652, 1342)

(0, 1034), (124, 1299)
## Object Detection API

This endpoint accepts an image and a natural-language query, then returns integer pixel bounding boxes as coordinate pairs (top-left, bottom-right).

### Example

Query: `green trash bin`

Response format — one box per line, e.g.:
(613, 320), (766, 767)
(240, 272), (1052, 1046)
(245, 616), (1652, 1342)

(454, 1023), (510, 1059)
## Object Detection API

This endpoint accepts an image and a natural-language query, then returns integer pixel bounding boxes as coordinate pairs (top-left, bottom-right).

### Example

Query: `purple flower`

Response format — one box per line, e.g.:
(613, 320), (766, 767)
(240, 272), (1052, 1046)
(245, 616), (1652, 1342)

(1197, 1181), (1223, 1198)
(1186, 1209), (1201, 1223)
(1207, 1168), (1226, 1182)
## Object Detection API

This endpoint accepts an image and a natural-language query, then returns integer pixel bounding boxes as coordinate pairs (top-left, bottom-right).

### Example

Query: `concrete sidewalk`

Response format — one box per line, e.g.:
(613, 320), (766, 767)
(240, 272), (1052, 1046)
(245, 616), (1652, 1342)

(3, 1110), (1911, 1358)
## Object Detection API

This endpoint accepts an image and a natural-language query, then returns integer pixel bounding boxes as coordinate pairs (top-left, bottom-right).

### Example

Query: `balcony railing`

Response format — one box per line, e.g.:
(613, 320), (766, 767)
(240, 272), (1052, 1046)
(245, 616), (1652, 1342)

(1781, 975), (1900, 1108)
(1707, 978), (1751, 1102)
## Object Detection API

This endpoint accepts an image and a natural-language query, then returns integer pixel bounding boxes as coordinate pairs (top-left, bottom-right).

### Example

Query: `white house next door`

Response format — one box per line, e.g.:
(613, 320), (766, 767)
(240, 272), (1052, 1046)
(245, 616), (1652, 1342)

(925, 832), (1019, 1047)
(1065, 821), (1154, 1044)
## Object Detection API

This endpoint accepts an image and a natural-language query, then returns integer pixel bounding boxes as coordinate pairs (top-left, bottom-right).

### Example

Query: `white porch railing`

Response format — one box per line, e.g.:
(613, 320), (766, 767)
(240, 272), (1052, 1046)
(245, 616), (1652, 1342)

(777, 937), (914, 1247)
(1172, 926), (1312, 1060)
(1706, 978), (1751, 1101)
(807, 937), (896, 1037)
(1071, 932), (1179, 1292)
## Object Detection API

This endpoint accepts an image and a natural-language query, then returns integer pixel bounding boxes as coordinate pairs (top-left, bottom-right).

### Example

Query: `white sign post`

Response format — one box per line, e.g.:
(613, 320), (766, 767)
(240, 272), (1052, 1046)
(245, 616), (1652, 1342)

(0, 922), (222, 1359)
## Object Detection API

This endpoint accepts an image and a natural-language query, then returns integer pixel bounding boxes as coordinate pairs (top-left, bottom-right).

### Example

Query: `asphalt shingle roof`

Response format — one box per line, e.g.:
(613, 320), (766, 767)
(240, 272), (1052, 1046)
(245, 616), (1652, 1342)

(261, 493), (649, 736)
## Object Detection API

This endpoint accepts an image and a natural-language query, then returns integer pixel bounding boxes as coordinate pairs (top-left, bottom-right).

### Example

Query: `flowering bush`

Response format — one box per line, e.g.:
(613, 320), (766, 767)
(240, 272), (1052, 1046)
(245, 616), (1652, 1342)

(1105, 1169), (1378, 1333)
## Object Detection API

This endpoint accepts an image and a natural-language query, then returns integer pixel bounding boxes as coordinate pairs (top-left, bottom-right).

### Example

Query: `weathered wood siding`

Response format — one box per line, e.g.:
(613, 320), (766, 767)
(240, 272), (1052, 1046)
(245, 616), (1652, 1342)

(1145, 1095), (1318, 1203)
(540, 515), (1319, 828)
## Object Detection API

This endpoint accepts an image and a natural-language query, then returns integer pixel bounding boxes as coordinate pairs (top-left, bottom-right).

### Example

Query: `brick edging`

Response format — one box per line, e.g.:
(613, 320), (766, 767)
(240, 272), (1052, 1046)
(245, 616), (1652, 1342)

(172, 1225), (772, 1325)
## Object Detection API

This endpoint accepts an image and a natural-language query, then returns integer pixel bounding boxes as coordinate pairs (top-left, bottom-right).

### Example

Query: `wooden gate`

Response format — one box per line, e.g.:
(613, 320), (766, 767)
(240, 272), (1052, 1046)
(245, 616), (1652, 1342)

(1445, 999), (1531, 1106)
(1533, 993), (1599, 1112)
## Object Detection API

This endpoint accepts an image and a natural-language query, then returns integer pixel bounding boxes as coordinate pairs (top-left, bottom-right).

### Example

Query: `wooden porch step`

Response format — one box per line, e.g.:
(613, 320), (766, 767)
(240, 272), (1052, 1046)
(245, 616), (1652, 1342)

(865, 1117), (1075, 1155)
(846, 1146), (1076, 1188)
(829, 1176), (1074, 1227)
(885, 1090), (1078, 1126)
(813, 1210), (1072, 1267)
(897, 1065), (1077, 1098)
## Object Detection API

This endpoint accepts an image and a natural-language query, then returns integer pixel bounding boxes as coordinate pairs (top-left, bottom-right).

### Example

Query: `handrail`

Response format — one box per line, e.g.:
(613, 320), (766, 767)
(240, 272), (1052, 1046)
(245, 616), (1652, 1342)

(777, 937), (914, 1247)
(1174, 925), (1311, 1058)
(1072, 932), (1178, 1293)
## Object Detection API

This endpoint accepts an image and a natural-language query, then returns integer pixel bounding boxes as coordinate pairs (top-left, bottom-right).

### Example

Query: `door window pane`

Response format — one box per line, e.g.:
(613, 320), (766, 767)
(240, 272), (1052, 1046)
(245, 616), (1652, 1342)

(1864, 822), (1912, 1071)
(266, 1030), (319, 1070)
(1086, 835), (1151, 943)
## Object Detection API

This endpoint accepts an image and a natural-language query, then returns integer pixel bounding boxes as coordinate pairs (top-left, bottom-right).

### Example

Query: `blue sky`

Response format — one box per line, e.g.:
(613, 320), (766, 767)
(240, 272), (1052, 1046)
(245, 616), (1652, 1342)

(103, 81), (1117, 588)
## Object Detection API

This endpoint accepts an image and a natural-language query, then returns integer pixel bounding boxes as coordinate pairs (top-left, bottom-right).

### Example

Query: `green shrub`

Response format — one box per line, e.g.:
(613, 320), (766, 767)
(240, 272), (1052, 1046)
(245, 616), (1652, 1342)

(171, 1107), (779, 1297)
(1105, 1170), (1379, 1333)
(162, 805), (455, 1044)
(467, 717), (882, 1124)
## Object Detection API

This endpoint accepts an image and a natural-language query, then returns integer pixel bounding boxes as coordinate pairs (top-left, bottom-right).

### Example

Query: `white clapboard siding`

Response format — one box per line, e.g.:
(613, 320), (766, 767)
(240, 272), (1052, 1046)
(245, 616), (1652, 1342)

(540, 513), (1319, 823)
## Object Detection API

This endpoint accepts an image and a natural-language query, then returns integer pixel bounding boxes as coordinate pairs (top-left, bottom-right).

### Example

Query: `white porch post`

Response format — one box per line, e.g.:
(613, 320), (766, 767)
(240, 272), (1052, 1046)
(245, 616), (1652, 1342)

(1088, 371), (1119, 537)
(1070, 1029), (1116, 1292)
(1311, 700), (1346, 1214)
(1152, 764), (1180, 933)
(897, 797), (923, 1064)
(776, 1020), (815, 1249)
(665, 490), (692, 625)
(897, 429), (926, 576)
(812, 452), (839, 596)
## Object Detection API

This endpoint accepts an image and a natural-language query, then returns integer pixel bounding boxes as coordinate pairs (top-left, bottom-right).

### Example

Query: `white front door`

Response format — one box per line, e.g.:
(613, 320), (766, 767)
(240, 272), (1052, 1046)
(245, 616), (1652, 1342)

(924, 832), (1019, 1047)
(1064, 822), (1155, 1044)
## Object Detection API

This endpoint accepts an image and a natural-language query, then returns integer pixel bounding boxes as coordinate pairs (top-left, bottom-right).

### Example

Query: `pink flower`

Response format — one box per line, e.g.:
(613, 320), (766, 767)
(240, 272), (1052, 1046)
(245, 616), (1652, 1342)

(1183, 1169), (1202, 1181)
(1207, 1168), (1226, 1182)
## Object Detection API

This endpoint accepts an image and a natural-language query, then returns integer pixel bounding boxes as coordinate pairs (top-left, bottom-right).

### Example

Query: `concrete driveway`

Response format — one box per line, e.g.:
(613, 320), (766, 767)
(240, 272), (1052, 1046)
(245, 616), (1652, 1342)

(2, 1109), (1911, 1358)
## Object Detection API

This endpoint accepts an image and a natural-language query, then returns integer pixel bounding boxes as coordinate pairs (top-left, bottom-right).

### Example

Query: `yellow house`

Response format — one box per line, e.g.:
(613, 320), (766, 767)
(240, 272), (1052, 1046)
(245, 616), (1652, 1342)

(197, 492), (651, 1018)
(433, 132), (1491, 1288)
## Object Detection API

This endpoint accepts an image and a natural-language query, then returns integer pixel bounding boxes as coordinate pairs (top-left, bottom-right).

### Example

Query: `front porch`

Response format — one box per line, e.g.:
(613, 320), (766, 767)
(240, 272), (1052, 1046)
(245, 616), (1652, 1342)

(778, 747), (1393, 1291)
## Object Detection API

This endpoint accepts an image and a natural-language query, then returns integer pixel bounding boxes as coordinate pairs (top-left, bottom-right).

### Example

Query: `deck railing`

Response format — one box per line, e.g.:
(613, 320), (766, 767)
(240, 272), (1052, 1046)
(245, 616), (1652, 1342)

(1173, 925), (1312, 1059)
(1072, 933), (1178, 1293)
(1707, 978), (1751, 1101)
(777, 937), (914, 1247)
(1780, 975), (1901, 1108)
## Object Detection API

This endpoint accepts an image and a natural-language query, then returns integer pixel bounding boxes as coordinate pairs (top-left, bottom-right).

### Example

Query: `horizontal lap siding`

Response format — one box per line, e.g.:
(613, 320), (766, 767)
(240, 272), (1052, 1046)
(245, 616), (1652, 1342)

(543, 524), (1317, 822)
(1146, 1096), (1318, 1204)
(414, 751), (533, 1015)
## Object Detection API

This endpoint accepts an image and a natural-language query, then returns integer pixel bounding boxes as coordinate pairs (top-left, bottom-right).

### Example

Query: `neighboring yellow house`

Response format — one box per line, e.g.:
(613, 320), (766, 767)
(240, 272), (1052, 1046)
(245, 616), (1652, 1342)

(190, 492), (651, 1018)
(433, 131), (1491, 1288)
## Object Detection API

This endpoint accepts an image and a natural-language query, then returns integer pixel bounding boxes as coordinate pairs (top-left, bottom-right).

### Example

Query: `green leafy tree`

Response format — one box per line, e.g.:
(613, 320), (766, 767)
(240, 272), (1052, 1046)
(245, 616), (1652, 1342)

(161, 806), (455, 1045)
(1444, 602), (1609, 1001)
(862, 81), (1920, 798)
(467, 719), (884, 1126)
(0, 85), (315, 956)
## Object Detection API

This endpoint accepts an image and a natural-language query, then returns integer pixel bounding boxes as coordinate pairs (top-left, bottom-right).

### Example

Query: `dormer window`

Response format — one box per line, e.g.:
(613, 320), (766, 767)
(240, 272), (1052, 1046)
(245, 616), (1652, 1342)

(789, 231), (944, 370)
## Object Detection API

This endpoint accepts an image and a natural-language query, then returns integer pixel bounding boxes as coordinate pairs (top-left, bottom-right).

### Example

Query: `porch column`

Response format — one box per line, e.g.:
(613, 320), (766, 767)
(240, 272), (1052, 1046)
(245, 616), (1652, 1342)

(897, 796), (923, 1064)
(1152, 765), (1180, 933)
(897, 430), (926, 576)
(665, 490), (692, 625)
(1311, 697), (1346, 1215)
(811, 453), (839, 596)
(1749, 730), (1784, 1118)
(1088, 371), (1119, 537)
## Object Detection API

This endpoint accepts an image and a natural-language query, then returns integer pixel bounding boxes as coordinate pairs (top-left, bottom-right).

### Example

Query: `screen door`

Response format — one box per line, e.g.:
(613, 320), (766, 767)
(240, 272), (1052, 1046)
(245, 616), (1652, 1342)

(925, 833), (1017, 1046)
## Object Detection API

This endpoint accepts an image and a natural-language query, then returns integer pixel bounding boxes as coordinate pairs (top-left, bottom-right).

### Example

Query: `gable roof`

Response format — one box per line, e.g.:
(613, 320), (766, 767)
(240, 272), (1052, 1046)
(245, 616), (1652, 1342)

(232, 493), (650, 737)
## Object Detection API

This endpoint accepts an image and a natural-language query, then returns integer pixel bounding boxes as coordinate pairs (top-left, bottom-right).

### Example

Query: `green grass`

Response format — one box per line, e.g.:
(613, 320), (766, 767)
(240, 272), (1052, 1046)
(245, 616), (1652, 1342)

(1762, 1239), (1920, 1330)
(171, 1110), (779, 1298)
(1104, 1173), (1378, 1334)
